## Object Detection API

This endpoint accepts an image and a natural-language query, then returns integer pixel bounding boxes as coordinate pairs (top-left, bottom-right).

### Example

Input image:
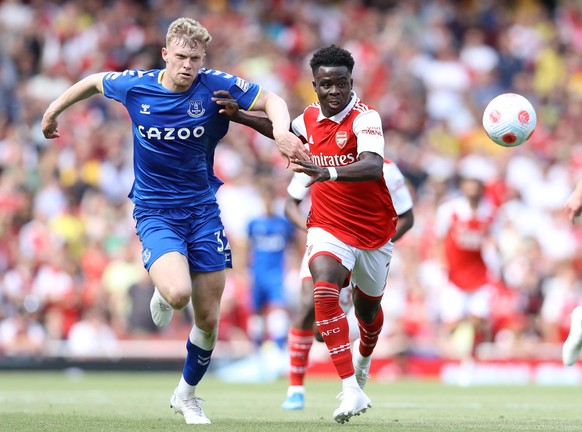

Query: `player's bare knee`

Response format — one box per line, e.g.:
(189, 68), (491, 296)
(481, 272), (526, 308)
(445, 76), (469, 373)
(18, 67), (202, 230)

(194, 315), (219, 333)
(162, 288), (191, 309)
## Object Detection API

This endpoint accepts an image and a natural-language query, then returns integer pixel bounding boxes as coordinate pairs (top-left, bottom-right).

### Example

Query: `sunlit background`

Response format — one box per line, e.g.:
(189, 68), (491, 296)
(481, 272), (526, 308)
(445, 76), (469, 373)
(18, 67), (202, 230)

(1, 0), (581, 384)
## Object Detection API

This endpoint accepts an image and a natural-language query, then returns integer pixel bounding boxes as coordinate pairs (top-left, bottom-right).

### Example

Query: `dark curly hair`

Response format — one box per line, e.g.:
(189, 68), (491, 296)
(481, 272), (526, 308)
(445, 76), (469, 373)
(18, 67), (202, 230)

(309, 44), (355, 74)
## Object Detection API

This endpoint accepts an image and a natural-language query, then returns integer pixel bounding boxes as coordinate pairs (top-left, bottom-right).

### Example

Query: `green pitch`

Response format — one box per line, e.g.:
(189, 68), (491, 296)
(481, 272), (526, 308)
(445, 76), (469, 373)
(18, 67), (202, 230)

(1, 371), (582, 431)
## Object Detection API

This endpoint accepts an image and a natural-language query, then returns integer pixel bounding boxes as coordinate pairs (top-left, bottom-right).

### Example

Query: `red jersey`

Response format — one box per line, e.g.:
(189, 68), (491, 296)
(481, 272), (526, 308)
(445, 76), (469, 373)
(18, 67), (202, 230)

(291, 94), (397, 249)
(435, 196), (496, 291)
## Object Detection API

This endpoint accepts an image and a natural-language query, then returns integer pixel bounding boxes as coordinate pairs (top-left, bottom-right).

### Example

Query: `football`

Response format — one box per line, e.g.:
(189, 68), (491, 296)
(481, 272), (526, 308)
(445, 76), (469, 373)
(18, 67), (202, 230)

(482, 93), (537, 147)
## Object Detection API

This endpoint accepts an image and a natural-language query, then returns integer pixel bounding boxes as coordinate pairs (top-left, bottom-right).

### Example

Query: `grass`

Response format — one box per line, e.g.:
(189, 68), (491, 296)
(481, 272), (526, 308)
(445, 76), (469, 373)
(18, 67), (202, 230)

(1, 371), (582, 431)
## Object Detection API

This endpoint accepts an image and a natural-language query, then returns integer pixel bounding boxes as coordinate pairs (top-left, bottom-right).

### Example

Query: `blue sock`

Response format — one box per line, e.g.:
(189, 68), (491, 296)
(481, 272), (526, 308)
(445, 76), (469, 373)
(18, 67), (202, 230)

(183, 339), (213, 386)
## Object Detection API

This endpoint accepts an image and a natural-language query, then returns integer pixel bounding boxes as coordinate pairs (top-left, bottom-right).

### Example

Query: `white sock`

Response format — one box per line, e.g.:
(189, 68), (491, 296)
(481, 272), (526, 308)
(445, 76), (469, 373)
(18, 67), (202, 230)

(341, 374), (360, 393)
(355, 352), (371, 368)
(176, 376), (196, 399)
(189, 325), (218, 351)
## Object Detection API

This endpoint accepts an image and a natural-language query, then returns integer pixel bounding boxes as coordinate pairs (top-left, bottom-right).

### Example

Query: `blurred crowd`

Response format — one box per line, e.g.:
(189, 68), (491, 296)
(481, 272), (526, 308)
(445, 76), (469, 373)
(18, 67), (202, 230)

(1, 0), (582, 366)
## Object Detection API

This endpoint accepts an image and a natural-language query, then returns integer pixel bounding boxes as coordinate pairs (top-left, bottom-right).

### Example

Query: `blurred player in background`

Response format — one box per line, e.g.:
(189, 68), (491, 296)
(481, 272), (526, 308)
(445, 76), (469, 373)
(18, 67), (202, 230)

(280, 159), (414, 410)
(246, 181), (295, 352)
(433, 155), (497, 382)
(562, 177), (582, 366)
(215, 44), (398, 422)
(40, 17), (308, 425)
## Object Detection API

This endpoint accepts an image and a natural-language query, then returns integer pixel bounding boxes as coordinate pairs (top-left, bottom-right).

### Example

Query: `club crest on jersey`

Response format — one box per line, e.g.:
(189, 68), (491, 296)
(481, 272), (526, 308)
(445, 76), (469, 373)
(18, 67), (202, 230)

(335, 131), (348, 148)
(187, 100), (205, 118)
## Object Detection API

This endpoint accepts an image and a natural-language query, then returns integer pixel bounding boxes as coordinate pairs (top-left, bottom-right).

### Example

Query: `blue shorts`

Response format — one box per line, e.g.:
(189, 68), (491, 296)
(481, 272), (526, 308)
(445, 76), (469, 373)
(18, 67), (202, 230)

(251, 273), (286, 312)
(133, 202), (232, 272)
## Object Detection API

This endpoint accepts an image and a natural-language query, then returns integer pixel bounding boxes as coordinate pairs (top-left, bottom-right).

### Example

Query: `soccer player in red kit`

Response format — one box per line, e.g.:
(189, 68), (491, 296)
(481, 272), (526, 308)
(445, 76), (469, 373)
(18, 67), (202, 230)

(562, 177), (582, 366)
(433, 155), (497, 380)
(213, 45), (397, 422)
(281, 159), (414, 411)
(287, 45), (398, 423)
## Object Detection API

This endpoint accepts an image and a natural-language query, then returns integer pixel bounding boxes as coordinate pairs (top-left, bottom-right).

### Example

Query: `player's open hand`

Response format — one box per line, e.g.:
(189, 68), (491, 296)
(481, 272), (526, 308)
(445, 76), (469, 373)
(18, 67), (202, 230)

(290, 158), (331, 187)
(274, 131), (311, 167)
(564, 187), (582, 223)
(212, 90), (240, 120)
(41, 113), (60, 139)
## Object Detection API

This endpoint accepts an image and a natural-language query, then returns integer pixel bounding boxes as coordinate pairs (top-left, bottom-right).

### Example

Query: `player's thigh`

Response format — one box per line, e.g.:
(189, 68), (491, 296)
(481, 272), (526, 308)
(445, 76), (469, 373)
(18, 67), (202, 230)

(148, 251), (192, 298)
(306, 227), (353, 286)
(134, 207), (192, 299)
(191, 269), (226, 329)
(351, 240), (394, 298)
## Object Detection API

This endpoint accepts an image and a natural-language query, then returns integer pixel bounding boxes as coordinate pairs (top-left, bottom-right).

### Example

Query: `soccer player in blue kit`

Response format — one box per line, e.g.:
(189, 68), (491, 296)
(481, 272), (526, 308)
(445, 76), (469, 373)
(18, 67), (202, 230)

(247, 182), (295, 351)
(41, 17), (309, 425)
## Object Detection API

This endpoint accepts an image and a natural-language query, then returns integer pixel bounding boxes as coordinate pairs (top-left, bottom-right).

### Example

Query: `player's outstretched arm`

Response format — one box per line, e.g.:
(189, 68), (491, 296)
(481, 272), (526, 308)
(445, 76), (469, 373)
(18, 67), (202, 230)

(392, 208), (414, 242)
(291, 151), (384, 188)
(41, 72), (107, 139)
(251, 90), (311, 164)
(284, 196), (307, 231)
(212, 90), (275, 139)
(565, 178), (582, 223)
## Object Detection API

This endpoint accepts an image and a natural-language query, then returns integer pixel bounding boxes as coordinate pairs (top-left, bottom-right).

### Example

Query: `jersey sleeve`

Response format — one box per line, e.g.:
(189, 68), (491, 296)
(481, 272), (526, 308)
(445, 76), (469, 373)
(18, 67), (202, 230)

(353, 110), (384, 157)
(291, 114), (307, 141)
(383, 162), (414, 215)
(102, 69), (146, 105)
(287, 172), (310, 201)
(204, 69), (261, 111)
(434, 202), (452, 239)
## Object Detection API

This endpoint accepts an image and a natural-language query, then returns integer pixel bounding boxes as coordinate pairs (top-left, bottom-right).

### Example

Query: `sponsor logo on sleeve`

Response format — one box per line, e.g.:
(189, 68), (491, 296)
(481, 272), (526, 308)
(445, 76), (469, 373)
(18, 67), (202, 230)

(360, 126), (383, 136)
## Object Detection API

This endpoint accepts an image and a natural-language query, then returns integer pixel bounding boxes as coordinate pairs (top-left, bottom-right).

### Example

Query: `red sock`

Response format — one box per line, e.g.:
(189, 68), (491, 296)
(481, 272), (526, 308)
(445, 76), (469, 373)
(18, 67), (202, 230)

(287, 326), (314, 386)
(313, 281), (353, 379)
(356, 306), (384, 357)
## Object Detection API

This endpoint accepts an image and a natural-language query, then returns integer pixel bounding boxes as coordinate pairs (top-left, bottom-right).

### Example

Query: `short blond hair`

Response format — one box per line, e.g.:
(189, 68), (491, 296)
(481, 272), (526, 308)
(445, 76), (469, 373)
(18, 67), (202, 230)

(166, 17), (212, 50)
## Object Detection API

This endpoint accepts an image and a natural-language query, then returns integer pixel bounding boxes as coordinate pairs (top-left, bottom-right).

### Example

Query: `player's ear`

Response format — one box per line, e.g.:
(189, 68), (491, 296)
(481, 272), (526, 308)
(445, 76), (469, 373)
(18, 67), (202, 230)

(312, 80), (316, 91)
(161, 47), (168, 62)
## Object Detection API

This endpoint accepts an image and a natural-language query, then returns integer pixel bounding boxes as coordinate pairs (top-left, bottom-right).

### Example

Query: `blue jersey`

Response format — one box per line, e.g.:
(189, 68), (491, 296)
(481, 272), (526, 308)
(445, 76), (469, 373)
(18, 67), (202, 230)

(102, 68), (261, 208)
(247, 215), (294, 280)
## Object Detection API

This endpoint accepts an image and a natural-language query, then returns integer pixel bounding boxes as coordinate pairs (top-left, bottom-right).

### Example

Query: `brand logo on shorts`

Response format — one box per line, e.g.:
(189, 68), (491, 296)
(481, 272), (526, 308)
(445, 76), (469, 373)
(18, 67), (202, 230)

(187, 100), (205, 118)
(335, 131), (348, 148)
(142, 248), (151, 264)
